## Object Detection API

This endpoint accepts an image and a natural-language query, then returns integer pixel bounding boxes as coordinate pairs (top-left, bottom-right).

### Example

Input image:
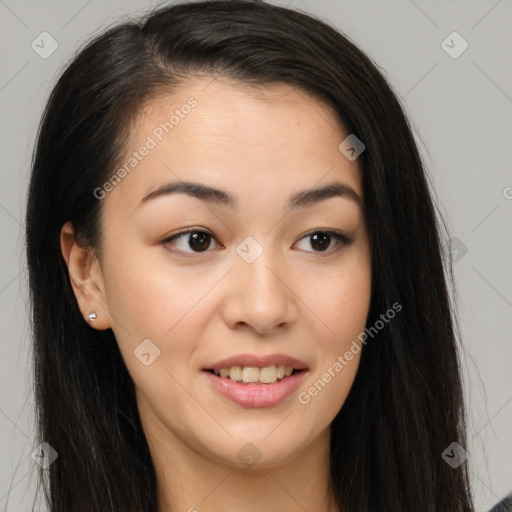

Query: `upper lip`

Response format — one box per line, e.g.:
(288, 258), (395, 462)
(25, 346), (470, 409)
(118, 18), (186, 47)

(203, 353), (308, 371)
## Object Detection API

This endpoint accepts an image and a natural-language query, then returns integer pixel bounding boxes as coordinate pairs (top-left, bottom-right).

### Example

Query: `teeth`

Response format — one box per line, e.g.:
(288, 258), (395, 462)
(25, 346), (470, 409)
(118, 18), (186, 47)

(213, 365), (296, 384)
(229, 366), (242, 381)
(242, 367), (260, 383)
(259, 365), (277, 383)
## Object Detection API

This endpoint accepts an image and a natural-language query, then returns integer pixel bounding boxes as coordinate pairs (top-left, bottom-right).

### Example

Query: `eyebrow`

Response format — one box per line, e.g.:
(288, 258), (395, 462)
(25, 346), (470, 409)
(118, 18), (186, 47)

(137, 180), (362, 210)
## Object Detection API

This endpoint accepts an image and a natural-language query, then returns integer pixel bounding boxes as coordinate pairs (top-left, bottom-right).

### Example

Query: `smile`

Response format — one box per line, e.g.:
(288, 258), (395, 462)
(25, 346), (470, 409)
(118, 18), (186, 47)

(202, 367), (308, 409)
(207, 364), (297, 384)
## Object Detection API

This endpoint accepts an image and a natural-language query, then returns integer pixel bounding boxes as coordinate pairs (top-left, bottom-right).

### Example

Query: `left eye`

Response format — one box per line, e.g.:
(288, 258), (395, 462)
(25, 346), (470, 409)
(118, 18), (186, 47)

(295, 231), (352, 253)
(162, 229), (352, 254)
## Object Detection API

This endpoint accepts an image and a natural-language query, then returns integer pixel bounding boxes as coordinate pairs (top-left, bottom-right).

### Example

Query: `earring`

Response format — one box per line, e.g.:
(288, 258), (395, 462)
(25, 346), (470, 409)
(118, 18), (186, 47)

(88, 312), (97, 322)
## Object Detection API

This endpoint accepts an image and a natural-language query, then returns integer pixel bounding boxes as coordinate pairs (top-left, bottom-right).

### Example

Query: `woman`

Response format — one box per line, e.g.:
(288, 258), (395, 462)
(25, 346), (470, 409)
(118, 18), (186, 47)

(25, 1), (481, 510)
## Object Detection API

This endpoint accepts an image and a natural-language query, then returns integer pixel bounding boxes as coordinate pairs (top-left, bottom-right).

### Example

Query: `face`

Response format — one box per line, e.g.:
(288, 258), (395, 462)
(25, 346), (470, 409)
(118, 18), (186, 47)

(63, 77), (371, 470)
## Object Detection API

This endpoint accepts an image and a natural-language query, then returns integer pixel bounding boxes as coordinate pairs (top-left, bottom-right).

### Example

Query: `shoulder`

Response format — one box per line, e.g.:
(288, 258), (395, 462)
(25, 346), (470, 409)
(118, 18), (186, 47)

(488, 492), (512, 512)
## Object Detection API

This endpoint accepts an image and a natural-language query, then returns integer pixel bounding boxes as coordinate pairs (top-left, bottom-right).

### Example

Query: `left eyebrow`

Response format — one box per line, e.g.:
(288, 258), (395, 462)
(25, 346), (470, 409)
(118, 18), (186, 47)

(288, 182), (362, 209)
(137, 180), (362, 210)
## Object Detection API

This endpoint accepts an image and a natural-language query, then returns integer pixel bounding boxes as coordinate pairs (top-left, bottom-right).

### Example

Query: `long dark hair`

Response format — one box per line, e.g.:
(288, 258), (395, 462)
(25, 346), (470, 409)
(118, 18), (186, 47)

(25, 1), (474, 510)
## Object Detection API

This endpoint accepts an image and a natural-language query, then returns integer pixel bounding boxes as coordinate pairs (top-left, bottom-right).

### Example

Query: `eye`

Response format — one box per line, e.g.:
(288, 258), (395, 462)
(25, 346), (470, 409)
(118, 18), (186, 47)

(294, 230), (353, 254)
(162, 228), (353, 256)
(162, 229), (222, 254)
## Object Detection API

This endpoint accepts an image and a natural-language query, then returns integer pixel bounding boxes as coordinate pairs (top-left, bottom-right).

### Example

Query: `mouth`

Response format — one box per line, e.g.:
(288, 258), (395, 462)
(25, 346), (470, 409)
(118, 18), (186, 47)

(201, 355), (309, 408)
(203, 365), (305, 385)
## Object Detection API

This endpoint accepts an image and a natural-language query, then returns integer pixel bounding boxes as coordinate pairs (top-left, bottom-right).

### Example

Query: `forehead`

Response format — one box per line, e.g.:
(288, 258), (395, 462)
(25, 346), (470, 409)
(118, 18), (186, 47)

(105, 77), (362, 212)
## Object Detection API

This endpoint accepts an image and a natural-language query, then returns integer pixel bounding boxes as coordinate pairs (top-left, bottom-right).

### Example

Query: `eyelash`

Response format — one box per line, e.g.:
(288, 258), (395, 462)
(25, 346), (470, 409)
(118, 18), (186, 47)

(161, 228), (353, 256)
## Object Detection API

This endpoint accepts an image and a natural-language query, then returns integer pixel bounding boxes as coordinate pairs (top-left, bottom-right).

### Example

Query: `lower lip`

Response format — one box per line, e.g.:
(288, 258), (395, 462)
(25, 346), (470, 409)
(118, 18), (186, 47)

(203, 370), (308, 408)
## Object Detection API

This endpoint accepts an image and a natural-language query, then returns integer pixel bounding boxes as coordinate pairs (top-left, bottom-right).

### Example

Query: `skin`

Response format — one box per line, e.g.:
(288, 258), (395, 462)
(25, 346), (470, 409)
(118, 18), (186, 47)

(61, 77), (372, 512)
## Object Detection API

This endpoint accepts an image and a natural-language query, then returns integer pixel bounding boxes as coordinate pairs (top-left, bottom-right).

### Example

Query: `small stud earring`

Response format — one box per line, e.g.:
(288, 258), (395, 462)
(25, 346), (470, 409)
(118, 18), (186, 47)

(88, 312), (97, 322)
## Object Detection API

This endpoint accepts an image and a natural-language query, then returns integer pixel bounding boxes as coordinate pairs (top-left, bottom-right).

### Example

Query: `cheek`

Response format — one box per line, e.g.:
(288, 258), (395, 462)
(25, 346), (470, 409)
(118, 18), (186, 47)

(310, 261), (371, 346)
(302, 256), (370, 411)
(101, 247), (229, 389)
(101, 247), (205, 337)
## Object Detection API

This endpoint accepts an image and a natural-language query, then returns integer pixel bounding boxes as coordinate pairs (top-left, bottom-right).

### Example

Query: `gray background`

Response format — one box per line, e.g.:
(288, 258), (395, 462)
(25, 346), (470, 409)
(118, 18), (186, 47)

(1, 0), (511, 510)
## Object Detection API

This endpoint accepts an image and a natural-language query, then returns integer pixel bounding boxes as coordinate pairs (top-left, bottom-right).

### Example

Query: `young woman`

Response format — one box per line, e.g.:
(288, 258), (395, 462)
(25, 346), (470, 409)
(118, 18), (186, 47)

(25, 1), (480, 510)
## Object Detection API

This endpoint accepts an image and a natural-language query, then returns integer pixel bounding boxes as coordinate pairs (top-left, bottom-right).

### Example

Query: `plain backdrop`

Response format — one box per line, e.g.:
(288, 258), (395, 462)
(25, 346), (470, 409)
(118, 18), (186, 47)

(0, 1), (511, 511)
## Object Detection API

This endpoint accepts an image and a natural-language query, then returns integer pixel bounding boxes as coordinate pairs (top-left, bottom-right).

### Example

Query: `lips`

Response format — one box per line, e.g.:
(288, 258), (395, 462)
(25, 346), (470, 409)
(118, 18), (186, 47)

(202, 353), (309, 408)
(203, 353), (308, 371)
(203, 368), (308, 408)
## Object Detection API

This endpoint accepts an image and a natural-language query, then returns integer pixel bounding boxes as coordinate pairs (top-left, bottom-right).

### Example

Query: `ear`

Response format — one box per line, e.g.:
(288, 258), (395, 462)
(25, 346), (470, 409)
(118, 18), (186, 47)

(60, 221), (111, 330)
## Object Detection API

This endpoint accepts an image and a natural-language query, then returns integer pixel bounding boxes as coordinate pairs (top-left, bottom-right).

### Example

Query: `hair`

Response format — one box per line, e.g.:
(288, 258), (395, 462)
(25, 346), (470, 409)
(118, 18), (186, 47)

(25, 1), (474, 511)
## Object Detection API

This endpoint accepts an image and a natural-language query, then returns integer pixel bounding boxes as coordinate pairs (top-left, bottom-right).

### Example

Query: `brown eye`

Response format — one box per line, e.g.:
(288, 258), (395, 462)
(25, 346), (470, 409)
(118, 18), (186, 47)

(309, 232), (331, 251)
(295, 230), (353, 254)
(187, 232), (212, 252)
(164, 230), (220, 253)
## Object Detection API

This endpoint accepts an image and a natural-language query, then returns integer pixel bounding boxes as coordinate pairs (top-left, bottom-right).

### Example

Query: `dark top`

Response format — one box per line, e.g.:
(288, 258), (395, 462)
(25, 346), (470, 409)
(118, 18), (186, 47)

(488, 492), (512, 512)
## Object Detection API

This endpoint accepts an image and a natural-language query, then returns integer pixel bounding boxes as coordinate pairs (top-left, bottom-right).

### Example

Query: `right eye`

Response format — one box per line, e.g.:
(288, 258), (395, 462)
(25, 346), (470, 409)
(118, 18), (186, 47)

(161, 229), (222, 254)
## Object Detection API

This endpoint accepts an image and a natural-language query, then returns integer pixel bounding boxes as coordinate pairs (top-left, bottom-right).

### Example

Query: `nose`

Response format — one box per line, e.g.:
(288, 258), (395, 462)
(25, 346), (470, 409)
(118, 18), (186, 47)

(221, 250), (298, 335)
